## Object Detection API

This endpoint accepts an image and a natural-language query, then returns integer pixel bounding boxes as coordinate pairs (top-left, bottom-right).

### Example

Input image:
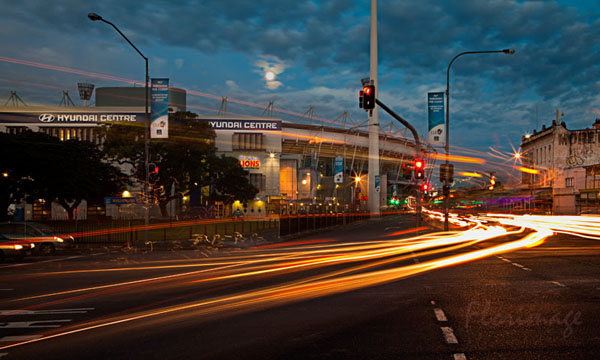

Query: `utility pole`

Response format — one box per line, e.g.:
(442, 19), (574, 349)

(368, 0), (380, 216)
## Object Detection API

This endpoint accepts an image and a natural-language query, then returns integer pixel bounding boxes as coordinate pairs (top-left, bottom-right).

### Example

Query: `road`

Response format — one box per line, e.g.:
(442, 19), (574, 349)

(1, 214), (599, 359)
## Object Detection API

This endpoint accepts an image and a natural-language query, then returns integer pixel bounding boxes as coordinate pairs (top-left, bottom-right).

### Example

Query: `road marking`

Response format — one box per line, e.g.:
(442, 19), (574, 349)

(511, 262), (524, 268)
(410, 251), (420, 264)
(522, 267), (532, 271)
(453, 353), (467, 360)
(0, 320), (71, 328)
(551, 281), (566, 287)
(0, 352), (7, 358)
(0, 335), (43, 342)
(0, 289), (13, 291)
(433, 308), (447, 322)
(0, 308), (94, 316)
(441, 326), (458, 344)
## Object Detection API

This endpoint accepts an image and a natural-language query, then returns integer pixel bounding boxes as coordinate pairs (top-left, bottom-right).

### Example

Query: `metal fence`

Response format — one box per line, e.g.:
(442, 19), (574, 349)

(39, 212), (367, 247)
(43, 218), (278, 247)
(279, 212), (369, 237)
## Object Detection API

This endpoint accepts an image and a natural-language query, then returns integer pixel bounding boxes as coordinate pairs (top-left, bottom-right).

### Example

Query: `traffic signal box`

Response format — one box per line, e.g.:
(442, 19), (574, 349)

(439, 163), (454, 182)
(415, 159), (425, 180)
(359, 85), (375, 111)
(489, 175), (496, 190)
(401, 163), (412, 180)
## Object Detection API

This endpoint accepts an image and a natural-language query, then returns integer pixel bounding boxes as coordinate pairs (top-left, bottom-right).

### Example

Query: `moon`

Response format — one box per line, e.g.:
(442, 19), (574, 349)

(265, 71), (275, 81)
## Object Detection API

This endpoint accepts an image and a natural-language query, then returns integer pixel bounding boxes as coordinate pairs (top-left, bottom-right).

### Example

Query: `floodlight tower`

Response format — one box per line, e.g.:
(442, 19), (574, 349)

(78, 82), (95, 106)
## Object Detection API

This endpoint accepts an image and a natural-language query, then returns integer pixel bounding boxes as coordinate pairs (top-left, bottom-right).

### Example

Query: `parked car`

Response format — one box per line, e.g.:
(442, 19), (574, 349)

(0, 233), (34, 261)
(0, 222), (74, 255)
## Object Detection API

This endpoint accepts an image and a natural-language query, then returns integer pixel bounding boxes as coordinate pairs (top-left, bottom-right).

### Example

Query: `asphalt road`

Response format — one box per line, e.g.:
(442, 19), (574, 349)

(1, 215), (599, 360)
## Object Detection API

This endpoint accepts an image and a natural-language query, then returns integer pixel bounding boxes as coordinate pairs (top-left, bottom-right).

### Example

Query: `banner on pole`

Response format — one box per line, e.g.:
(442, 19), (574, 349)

(427, 92), (445, 145)
(151, 78), (169, 139)
(334, 155), (344, 184)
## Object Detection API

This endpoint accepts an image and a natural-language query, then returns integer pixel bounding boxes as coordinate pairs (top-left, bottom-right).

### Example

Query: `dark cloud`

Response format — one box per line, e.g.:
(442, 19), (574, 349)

(1, 0), (600, 152)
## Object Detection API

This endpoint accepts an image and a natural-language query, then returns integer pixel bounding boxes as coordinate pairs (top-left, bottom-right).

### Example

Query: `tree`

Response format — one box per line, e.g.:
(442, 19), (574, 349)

(100, 111), (258, 217)
(208, 155), (258, 205)
(0, 131), (125, 220)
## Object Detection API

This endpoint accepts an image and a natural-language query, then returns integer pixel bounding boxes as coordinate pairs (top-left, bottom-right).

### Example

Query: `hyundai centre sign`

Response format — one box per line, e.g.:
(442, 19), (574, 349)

(0, 111), (144, 124)
(201, 118), (281, 131)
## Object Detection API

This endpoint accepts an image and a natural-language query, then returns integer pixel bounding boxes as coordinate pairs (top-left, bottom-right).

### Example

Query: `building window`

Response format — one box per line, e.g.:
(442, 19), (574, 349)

(566, 177), (574, 187)
(232, 133), (264, 150)
(249, 173), (266, 192)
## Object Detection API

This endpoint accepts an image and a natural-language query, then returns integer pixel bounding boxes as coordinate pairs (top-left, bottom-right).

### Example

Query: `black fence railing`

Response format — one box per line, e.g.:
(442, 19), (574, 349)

(43, 218), (278, 247)
(279, 212), (369, 237)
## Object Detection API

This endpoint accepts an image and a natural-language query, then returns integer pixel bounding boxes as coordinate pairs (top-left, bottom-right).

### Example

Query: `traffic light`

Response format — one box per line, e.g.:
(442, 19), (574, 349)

(415, 159), (425, 180)
(422, 183), (429, 195)
(440, 163), (454, 183)
(401, 163), (412, 180)
(359, 89), (364, 109)
(488, 174), (496, 190)
(149, 163), (159, 183)
(362, 85), (375, 110)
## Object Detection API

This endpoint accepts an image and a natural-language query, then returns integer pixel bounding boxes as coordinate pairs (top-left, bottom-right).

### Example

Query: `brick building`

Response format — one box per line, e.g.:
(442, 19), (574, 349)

(520, 117), (600, 214)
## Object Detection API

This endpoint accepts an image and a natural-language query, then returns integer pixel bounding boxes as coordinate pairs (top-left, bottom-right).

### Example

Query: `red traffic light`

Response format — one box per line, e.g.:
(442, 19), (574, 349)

(422, 183), (429, 191)
(363, 86), (372, 95)
(415, 159), (423, 168)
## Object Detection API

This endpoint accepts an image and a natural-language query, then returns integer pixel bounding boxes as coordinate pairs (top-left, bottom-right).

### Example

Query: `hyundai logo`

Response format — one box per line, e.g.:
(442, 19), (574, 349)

(39, 114), (55, 122)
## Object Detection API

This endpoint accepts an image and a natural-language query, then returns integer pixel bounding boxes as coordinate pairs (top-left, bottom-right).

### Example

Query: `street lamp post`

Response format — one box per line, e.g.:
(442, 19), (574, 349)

(443, 49), (515, 231)
(88, 13), (150, 245)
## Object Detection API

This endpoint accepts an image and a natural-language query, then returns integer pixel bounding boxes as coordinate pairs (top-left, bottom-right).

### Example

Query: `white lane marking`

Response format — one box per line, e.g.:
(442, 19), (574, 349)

(0, 320), (71, 328)
(0, 335), (43, 342)
(441, 326), (458, 344)
(512, 262), (524, 268)
(0, 352), (7, 358)
(501, 258), (511, 262)
(430, 300), (436, 305)
(0, 289), (13, 291)
(551, 281), (566, 287)
(433, 308), (448, 322)
(0, 308), (94, 316)
(522, 267), (532, 271)
(453, 353), (467, 360)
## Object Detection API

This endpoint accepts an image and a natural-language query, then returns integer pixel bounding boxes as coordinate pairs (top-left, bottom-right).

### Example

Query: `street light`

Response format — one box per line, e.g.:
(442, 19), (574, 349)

(443, 48), (515, 231)
(88, 12), (150, 244)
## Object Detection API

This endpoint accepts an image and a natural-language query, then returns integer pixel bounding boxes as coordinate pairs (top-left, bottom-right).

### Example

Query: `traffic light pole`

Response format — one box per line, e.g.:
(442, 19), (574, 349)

(374, 99), (422, 227)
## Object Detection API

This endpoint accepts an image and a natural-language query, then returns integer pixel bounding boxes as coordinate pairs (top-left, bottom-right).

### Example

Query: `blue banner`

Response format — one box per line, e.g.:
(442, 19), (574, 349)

(427, 92), (445, 145)
(334, 155), (344, 184)
(151, 78), (169, 138)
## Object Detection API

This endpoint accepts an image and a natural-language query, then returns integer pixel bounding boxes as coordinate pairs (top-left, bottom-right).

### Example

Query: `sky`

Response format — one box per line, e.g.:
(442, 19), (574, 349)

(1, 0), (600, 186)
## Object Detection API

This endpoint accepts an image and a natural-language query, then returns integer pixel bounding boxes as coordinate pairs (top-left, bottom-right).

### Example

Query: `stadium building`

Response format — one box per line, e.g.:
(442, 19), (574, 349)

(1, 87), (432, 220)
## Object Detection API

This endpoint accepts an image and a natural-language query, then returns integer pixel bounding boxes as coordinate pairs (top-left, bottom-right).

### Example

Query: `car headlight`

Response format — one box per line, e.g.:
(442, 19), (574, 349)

(31, 243), (35, 248)
(54, 236), (64, 243)
(14, 244), (23, 250)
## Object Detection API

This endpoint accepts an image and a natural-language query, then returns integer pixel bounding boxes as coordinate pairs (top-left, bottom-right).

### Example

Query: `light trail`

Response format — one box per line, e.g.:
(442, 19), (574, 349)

(8, 210), (596, 351)
(0, 217), (548, 352)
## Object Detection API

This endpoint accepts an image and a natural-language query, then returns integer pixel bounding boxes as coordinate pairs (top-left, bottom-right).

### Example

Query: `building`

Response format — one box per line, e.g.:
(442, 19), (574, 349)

(1, 87), (433, 220)
(520, 116), (600, 214)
